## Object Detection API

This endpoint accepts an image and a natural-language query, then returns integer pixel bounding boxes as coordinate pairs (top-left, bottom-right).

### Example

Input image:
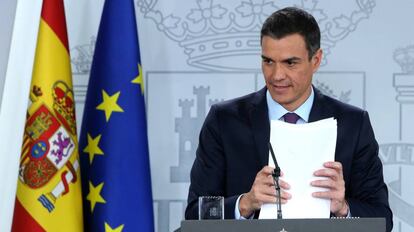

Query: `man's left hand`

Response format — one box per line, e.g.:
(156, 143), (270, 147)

(311, 161), (349, 217)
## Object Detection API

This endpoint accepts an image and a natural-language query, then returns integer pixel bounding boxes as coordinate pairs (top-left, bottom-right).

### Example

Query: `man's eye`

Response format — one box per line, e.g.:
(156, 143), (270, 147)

(286, 60), (297, 67)
(263, 59), (273, 64)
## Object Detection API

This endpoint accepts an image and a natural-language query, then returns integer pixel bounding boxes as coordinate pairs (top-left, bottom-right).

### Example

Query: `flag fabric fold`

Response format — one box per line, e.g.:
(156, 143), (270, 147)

(12, 0), (83, 231)
(79, 0), (154, 231)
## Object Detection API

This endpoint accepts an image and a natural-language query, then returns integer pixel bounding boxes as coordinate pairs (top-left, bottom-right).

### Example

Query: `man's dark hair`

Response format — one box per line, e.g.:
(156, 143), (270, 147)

(261, 7), (321, 60)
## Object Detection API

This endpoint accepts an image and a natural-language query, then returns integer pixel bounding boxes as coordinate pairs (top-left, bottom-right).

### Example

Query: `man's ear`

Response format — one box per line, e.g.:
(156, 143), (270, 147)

(312, 48), (323, 72)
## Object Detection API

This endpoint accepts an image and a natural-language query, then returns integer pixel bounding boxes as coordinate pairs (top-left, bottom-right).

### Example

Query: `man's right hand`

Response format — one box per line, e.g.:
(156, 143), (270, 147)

(239, 166), (291, 218)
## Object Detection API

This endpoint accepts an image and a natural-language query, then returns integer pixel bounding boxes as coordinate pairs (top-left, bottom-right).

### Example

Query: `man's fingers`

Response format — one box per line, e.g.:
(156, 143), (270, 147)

(312, 191), (335, 199)
(259, 185), (276, 196)
(311, 162), (346, 216)
(324, 162), (344, 178)
(280, 190), (292, 200)
(259, 186), (291, 199)
(264, 175), (276, 185)
(314, 162), (344, 179)
(324, 161), (343, 171)
(259, 195), (276, 204)
(311, 179), (335, 188)
(259, 193), (290, 205)
(259, 166), (275, 176)
(313, 168), (338, 178)
(248, 166), (293, 208)
(255, 186), (292, 201)
(279, 179), (291, 190)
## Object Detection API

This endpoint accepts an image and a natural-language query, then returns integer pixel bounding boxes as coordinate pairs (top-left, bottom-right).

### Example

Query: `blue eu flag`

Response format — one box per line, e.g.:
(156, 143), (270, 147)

(79, 0), (154, 231)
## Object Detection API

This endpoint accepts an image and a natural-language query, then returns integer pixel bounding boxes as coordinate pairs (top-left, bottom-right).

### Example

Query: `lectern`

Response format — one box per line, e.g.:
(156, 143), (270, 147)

(177, 218), (385, 232)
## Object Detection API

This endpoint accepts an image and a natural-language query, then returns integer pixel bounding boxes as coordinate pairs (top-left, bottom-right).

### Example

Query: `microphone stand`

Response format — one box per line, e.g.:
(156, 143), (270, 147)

(268, 142), (282, 219)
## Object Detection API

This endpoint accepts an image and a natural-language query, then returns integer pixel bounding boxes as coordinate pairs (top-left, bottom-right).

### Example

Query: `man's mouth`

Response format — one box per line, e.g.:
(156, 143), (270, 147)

(273, 84), (290, 89)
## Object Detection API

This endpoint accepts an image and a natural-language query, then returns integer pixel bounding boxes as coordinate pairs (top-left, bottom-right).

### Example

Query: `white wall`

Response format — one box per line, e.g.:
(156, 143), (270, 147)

(0, 0), (17, 110)
(136, 1), (414, 231)
(1, 0), (413, 231)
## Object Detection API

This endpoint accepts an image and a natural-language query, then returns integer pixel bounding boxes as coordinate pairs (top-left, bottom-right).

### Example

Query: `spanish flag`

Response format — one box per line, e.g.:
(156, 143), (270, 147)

(12, 0), (83, 231)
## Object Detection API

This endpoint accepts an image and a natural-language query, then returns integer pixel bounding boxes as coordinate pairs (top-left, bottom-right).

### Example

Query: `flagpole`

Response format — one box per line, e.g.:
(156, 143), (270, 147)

(0, 1), (42, 231)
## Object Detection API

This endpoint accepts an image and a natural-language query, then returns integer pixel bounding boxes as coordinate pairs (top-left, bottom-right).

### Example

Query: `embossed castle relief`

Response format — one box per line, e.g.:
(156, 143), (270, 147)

(146, 72), (255, 230)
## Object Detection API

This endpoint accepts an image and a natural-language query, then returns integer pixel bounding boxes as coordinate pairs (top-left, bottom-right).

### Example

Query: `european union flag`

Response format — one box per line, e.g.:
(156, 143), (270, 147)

(79, 0), (154, 231)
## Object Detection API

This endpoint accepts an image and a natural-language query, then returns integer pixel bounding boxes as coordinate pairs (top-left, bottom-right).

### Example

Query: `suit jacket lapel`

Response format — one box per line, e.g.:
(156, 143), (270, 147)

(309, 87), (335, 122)
(248, 88), (270, 168)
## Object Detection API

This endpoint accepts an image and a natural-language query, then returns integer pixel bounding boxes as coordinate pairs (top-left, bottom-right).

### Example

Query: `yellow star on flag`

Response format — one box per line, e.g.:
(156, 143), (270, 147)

(105, 222), (125, 232)
(83, 133), (104, 164)
(87, 181), (106, 212)
(131, 63), (144, 94)
(96, 90), (124, 121)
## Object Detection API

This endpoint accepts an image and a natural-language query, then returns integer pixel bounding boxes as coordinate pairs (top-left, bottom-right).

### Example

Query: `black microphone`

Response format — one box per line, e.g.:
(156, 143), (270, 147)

(268, 142), (282, 219)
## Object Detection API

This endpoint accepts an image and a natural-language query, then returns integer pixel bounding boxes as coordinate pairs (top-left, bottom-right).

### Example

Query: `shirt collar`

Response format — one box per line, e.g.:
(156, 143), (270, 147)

(266, 87), (314, 122)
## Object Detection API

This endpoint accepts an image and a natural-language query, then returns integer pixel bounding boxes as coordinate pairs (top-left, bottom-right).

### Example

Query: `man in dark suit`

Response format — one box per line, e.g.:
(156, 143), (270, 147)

(185, 7), (393, 231)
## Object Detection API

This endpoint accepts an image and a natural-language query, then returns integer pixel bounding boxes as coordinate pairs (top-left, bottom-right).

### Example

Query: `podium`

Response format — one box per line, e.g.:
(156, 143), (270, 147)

(178, 218), (385, 232)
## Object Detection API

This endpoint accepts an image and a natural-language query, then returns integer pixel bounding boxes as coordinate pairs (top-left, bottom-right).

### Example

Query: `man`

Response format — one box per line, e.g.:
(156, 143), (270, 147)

(185, 7), (393, 231)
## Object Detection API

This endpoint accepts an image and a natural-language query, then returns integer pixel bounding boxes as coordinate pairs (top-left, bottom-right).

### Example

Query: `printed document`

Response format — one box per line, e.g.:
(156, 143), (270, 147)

(259, 118), (337, 219)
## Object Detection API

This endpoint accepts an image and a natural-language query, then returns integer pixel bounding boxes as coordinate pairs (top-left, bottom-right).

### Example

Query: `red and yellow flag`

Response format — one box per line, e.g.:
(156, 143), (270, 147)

(12, 0), (83, 231)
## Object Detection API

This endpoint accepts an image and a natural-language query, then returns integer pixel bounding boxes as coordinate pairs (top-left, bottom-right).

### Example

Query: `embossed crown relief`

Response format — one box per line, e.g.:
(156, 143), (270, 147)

(70, 37), (96, 75)
(69, 0), (376, 74)
(394, 45), (414, 74)
(136, 0), (375, 71)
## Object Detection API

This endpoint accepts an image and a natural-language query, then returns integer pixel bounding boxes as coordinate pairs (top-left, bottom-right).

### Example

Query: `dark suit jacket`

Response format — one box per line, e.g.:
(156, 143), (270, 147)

(185, 87), (393, 231)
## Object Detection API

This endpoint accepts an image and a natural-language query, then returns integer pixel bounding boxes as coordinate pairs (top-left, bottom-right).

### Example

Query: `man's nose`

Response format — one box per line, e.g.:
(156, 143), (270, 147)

(271, 63), (285, 81)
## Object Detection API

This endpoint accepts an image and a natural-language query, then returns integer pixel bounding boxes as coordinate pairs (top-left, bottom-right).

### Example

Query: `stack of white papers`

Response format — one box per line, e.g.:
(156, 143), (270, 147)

(259, 118), (337, 219)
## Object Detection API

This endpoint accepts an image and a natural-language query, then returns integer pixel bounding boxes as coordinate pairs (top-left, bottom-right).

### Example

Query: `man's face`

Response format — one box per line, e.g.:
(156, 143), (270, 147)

(261, 34), (322, 111)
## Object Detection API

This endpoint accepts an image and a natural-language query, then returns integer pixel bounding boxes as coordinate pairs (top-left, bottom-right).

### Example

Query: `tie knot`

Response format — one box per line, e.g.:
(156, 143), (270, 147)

(283, 112), (300, 124)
